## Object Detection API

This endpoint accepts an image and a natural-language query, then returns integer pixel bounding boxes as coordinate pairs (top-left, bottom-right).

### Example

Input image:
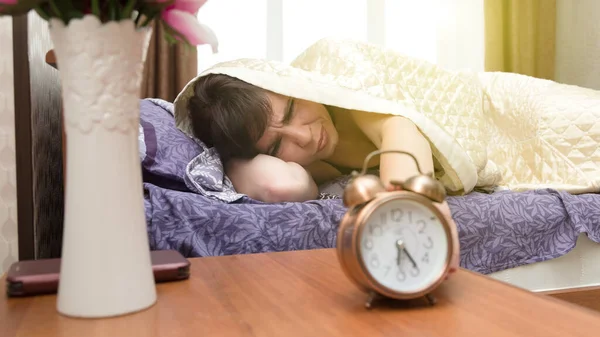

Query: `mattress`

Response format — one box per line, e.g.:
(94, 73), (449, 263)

(490, 233), (600, 292)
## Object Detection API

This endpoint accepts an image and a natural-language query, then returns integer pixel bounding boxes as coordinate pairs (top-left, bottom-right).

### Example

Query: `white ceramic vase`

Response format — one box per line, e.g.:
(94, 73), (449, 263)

(48, 16), (157, 318)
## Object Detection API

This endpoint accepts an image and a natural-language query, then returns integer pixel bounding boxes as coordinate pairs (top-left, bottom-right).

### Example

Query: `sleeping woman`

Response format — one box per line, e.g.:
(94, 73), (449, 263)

(184, 73), (460, 275)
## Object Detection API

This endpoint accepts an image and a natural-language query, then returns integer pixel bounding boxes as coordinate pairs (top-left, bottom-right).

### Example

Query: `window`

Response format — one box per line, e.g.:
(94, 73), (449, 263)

(197, 0), (484, 74)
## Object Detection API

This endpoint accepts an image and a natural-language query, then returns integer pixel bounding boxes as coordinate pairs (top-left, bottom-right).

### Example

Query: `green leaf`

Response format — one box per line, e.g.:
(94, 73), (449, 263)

(109, 0), (116, 20)
(160, 20), (195, 48)
(34, 5), (50, 20)
(48, 0), (64, 22)
(122, 0), (136, 20)
(91, 0), (100, 17)
(113, 0), (122, 20)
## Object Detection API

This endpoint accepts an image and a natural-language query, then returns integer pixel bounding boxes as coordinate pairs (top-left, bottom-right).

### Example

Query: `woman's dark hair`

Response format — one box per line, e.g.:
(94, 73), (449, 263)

(187, 73), (272, 163)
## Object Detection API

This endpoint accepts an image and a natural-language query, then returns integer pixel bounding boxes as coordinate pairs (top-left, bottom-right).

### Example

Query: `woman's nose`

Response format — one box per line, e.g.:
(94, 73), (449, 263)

(282, 125), (312, 147)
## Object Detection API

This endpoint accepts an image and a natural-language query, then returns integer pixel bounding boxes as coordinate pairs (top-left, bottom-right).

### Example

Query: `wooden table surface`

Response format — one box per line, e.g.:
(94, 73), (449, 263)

(2, 249), (600, 337)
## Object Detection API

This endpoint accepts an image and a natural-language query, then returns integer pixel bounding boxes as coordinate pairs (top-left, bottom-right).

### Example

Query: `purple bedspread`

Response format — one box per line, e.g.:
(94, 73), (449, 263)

(144, 183), (600, 275)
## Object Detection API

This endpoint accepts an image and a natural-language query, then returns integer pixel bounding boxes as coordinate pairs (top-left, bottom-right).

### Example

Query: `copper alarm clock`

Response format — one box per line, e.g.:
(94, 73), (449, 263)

(337, 149), (457, 308)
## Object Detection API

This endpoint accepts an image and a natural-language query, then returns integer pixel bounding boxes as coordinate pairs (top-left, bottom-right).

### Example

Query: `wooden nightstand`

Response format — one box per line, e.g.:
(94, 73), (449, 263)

(2, 249), (600, 337)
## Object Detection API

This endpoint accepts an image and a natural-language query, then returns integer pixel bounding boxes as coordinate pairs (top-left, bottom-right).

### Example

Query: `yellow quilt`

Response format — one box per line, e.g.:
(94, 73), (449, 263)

(174, 38), (600, 195)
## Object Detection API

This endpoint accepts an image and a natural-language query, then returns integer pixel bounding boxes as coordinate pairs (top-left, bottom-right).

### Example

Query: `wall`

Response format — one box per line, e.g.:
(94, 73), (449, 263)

(0, 17), (19, 275)
(555, 0), (600, 90)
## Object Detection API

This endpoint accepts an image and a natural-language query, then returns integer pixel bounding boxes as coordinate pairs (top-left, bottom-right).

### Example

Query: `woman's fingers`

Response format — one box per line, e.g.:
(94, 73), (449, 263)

(385, 181), (403, 191)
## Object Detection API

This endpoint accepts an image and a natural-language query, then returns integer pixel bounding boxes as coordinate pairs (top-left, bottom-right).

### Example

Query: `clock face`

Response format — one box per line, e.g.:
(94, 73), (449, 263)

(358, 198), (449, 294)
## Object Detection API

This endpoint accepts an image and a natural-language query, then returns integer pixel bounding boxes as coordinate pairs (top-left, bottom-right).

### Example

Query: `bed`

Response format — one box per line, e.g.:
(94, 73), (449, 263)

(139, 98), (600, 303)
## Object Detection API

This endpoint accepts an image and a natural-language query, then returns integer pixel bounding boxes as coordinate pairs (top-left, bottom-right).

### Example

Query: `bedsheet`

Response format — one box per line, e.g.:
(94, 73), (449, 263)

(144, 183), (600, 275)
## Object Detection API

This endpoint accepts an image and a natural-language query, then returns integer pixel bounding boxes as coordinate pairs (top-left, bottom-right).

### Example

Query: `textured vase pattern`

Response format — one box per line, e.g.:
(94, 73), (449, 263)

(50, 16), (148, 133)
(49, 16), (156, 318)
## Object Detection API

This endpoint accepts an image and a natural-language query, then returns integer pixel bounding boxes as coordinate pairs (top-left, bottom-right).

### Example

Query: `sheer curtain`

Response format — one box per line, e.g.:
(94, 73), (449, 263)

(197, 0), (484, 74)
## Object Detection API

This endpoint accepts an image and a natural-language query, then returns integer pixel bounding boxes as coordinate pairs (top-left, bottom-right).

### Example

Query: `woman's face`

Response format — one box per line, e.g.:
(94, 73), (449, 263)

(255, 92), (339, 166)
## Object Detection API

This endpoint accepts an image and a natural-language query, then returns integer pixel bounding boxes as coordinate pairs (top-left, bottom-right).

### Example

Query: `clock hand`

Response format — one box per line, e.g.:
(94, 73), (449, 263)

(403, 248), (418, 269)
(395, 240), (404, 266)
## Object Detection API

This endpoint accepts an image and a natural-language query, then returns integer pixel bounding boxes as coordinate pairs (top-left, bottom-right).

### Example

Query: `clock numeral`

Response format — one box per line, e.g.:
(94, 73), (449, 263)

(423, 237), (433, 249)
(370, 254), (380, 268)
(416, 220), (427, 234)
(369, 224), (383, 236)
(380, 213), (387, 226)
(410, 266), (420, 277)
(422, 252), (429, 264)
(396, 270), (406, 282)
(391, 209), (403, 222)
(363, 239), (373, 251)
(408, 211), (413, 224)
(383, 265), (392, 277)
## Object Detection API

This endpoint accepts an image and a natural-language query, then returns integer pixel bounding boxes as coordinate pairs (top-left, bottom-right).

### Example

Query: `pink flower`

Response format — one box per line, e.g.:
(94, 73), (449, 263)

(171, 0), (208, 14)
(162, 8), (218, 52)
(146, 0), (207, 14)
(0, 0), (32, 15)
(143, 0), (218, 49)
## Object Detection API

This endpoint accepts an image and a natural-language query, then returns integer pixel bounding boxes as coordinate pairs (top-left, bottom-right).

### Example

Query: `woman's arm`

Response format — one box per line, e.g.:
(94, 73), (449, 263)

(225, 154), (319, 203)
(350, 111), (433, 185)
(304, 160), (343, 185)
(379, 117), (434, 184)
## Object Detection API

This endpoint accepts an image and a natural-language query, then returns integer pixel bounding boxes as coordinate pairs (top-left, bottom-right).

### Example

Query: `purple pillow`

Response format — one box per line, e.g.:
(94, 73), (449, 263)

(139, 99), (203, 191)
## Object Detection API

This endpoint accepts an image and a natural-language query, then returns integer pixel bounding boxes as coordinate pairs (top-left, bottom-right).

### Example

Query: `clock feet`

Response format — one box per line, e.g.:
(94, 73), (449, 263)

(424, 293), (437, 306)
(364, 292), (437, 309)
(365, 291), (380, 309)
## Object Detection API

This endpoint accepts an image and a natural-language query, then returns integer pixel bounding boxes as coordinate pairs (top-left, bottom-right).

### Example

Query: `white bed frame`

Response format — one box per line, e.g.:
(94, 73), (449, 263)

(490, 234), (600, 312)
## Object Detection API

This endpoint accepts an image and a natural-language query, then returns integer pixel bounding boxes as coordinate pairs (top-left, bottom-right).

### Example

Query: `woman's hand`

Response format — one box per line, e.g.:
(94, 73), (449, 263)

(385, 184), (459, 280)
(226, 154), (319, 203)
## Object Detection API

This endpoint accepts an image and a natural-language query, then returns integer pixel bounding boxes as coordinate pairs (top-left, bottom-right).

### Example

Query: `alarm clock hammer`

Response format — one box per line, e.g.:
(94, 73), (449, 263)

(336, 149), (456, 309)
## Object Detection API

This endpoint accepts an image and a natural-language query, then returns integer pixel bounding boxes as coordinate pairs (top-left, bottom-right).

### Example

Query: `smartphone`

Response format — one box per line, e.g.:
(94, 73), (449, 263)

(5, 250), (190, 297)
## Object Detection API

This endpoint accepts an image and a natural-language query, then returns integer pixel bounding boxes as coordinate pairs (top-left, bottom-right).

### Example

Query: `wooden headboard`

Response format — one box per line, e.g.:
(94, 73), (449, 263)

(46, 49), (57, 69)
(44, 49), (65, 179)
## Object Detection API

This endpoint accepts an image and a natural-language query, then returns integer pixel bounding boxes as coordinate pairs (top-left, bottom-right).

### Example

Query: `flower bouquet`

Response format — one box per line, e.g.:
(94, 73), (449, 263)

(1, 1), (217, 318)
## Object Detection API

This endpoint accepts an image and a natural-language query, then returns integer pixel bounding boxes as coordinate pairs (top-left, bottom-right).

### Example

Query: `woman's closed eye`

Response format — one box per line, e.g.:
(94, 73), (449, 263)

(268, 98), (295, 157)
